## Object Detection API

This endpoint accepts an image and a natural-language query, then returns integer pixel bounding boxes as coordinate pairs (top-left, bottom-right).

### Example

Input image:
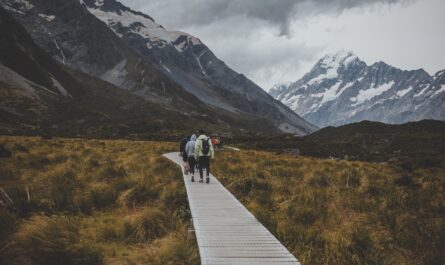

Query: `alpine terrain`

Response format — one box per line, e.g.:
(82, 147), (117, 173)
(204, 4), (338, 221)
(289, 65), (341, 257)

(270, 51), (445, 127)
(0, 0), (316, 135)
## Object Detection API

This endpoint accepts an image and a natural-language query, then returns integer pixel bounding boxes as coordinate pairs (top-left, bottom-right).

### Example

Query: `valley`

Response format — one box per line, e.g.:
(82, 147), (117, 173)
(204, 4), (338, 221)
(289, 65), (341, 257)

(0, 0), (444, 265)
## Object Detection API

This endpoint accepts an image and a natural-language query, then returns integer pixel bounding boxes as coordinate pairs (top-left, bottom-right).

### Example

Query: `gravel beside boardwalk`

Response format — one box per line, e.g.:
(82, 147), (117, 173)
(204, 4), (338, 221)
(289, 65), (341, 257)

(164, 152), (300, 265)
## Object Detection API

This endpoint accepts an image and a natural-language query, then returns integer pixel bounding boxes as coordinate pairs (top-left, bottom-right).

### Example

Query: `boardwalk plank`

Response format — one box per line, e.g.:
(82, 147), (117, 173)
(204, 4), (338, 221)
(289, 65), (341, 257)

(164, 152), (300, 265)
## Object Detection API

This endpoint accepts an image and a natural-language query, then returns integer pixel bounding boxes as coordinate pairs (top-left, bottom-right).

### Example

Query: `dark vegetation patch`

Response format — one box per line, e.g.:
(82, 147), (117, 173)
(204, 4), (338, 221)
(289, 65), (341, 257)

(231, 120), (445, 167)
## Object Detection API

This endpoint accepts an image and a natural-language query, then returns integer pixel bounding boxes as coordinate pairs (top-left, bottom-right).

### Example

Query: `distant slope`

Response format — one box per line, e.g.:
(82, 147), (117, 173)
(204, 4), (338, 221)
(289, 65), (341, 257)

(271, 51), (445, 127)
(235, 119), (445, 165)
(305, 119), (445, 163)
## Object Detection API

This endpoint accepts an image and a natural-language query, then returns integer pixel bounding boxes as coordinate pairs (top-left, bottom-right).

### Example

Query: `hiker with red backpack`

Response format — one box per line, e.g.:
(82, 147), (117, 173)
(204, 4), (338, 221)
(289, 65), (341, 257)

(194, 129), (214, 184)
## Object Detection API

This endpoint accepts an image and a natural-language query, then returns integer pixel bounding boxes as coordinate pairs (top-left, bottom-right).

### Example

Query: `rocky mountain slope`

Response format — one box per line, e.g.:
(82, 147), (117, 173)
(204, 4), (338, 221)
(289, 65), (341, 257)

(0, 5), (198, 137)
(0, 4), (263, 138)
(270, 51), (445, 127)
(0, 0), (316, 135)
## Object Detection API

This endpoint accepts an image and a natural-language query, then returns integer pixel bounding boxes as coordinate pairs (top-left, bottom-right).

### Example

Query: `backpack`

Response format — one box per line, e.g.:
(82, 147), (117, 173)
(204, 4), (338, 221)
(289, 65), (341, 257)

(202, 137), (210, 155)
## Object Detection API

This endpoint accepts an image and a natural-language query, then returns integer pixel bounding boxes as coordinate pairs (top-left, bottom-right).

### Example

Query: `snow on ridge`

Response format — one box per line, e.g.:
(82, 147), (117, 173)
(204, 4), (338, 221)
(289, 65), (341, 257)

(433, 85), (445, 96)
(283, 94), (302, 110)
(83, 1), (202, 51)
(51, 77), (69, 96)
(312, 81), (341, 105)
(94, 0), (105, 7)
(11, 0), (33, 9)
(353, 81), (395, 106)
(39, 13), (56, 22)
(161, 64), (172, 74)
(1, 0), (34, 14)
(306, 68), (338, 86)
(396, 86), (413, 97)
(320, 50), (357, 69)
(306, 51), (358, 86)
(338, 81), (355, 95)
(194, 50), (208, 77)
(414, 84), (430, 97)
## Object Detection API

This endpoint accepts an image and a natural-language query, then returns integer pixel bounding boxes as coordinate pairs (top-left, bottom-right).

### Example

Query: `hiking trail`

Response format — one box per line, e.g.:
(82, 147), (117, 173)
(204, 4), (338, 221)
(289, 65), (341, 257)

(164, 152), (300, 265)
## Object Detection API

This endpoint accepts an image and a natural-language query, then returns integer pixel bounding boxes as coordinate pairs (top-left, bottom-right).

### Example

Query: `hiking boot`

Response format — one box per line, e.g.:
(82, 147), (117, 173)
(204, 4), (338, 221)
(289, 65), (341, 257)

(206, 177), (210, 184)
(191, 176), (194, 182)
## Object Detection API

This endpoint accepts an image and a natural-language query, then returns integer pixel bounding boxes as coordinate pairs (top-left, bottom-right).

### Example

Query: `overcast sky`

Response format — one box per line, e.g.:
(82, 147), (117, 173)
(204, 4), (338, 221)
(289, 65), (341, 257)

(120, 0), (445, 90)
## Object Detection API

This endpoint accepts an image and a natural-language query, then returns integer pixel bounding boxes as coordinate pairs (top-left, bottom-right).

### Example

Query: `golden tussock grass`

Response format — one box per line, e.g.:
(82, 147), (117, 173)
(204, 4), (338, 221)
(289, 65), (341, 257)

(0, 136), (198, 265)
(212, 149), (445, 265)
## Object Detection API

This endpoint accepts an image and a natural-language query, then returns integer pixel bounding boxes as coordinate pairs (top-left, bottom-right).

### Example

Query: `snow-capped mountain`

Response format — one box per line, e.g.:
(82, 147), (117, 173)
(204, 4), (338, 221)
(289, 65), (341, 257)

(1, 0), (316, 134)
(270, 51), (445, 127)
(80, 0), (317, 134)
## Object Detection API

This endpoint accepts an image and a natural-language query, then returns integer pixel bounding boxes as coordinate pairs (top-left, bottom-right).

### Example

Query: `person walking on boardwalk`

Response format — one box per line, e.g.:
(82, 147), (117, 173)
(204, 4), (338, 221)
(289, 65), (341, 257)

(185, 134), (197, 182)
(179, 135), (189, 157)
(195, 129), (214, 184)
(179, 135), (190, 172)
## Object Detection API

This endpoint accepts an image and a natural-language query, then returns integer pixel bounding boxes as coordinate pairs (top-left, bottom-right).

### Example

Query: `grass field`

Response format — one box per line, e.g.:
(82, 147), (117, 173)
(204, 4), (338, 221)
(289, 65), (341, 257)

(1, 136), (443, 265)
(213, 148), (445, 265)
(0, 136), (199, 265)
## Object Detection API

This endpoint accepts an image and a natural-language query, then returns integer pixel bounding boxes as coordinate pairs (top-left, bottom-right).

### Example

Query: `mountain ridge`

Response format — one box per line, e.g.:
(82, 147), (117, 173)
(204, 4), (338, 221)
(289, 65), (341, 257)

(271, 50), (445, 127)
(81, 0), (316, 134)
(1, 0), (316, 135)
(0, 4), (287, 138)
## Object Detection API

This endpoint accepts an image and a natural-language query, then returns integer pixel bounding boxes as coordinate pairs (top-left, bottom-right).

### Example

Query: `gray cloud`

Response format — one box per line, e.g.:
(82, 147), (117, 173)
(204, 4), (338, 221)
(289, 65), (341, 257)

(128, 0), (411, 36)
(119, 0), (443, 91)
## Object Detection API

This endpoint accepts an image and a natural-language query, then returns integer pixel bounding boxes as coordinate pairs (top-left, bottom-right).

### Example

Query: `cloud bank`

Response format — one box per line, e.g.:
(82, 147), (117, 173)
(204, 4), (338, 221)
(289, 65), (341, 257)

(120, 0), (444, 90)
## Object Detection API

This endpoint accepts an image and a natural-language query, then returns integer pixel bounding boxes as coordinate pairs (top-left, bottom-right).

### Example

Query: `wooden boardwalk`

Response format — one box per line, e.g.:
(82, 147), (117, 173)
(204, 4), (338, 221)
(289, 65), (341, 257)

(164, 152), (300, 265)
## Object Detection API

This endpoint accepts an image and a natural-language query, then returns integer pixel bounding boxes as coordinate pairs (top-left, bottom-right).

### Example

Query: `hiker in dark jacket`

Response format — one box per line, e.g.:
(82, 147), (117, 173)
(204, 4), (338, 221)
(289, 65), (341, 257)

(185, 134), (197, 182)
(179, 136), (189, 156)
(194, 130), (214, 184)
(179, 136), (190, 172)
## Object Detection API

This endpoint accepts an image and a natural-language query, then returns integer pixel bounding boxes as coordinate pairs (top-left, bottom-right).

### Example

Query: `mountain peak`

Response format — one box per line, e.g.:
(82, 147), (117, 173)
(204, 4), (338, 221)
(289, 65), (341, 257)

(82, 0), (203, 51)
(270, 51), (445, 127)
(319, 50), (359, 69)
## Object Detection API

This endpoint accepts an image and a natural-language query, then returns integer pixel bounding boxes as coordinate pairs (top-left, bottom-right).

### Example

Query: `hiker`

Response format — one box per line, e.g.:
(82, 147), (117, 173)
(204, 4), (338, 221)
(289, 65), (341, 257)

(179, 135), (190, 172)
(195, 129), (214, 184)
(179, 135), (189, 156)
(185, 134), (197, 182)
